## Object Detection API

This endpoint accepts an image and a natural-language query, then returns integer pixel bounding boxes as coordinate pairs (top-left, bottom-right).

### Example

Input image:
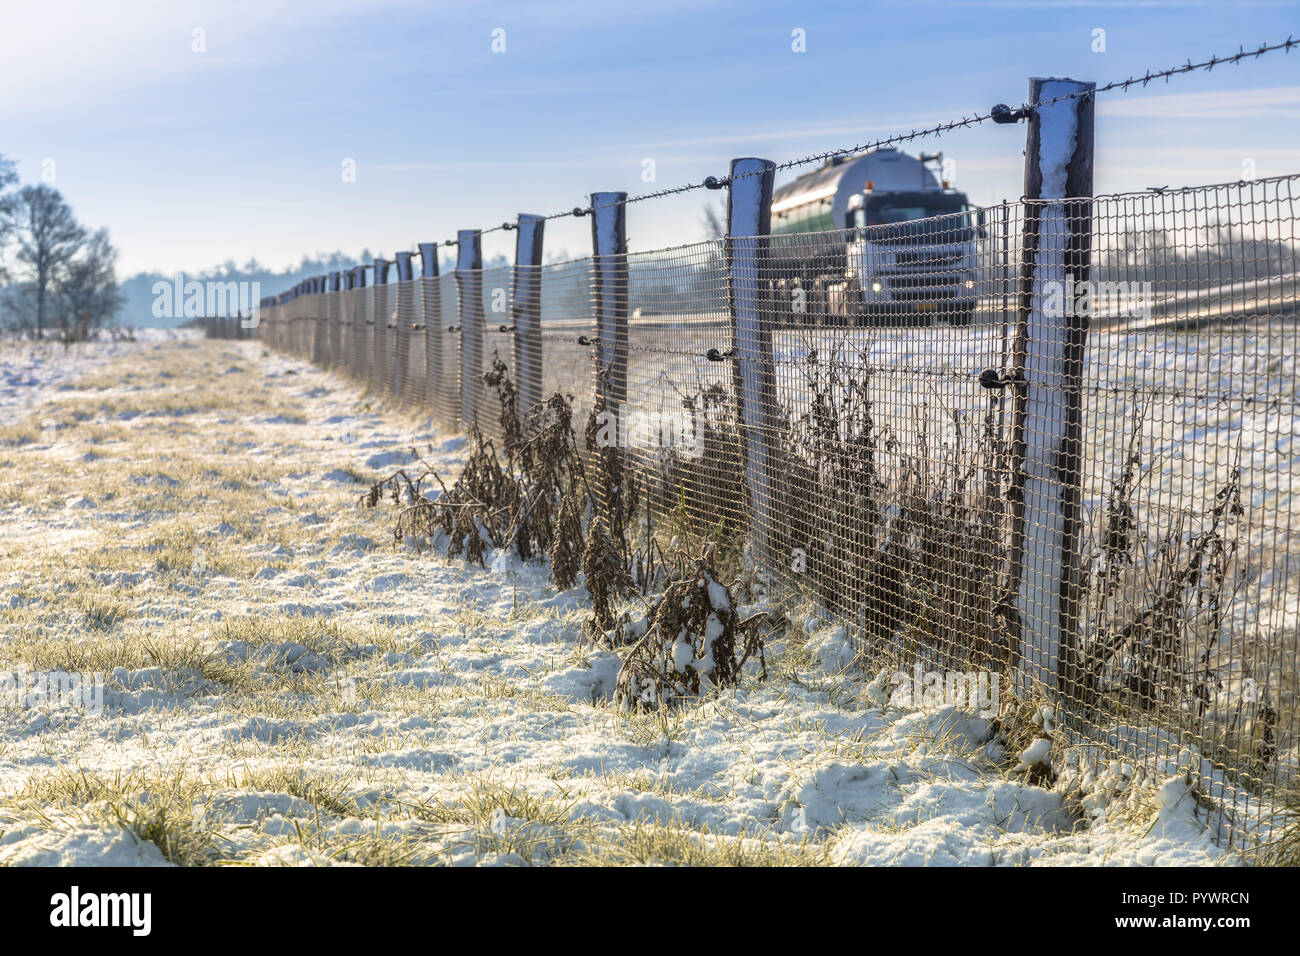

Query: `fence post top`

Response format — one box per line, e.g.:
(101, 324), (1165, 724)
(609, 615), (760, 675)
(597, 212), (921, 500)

(394, 251), (414, 281)
(456, 230), (482, 271)
(726, 158), (776, 239)
(417, 242), (440, 278)
(1029, 75), (1096, 88)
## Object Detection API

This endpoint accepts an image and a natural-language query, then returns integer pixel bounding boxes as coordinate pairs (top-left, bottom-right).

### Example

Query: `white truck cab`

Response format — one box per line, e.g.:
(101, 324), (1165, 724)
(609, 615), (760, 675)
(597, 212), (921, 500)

(845, 185), (980, 324)
(770, 148), (982, 325)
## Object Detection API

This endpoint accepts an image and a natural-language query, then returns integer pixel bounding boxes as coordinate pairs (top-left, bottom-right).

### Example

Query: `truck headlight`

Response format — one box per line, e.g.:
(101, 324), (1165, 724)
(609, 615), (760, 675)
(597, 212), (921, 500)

(964, 279), (975, 290)
(870, 281), (883, 293)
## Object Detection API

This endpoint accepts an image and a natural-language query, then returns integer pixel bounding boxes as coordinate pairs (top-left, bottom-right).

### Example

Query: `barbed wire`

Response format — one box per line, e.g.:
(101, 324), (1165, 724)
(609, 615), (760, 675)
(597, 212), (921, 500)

(764, 36), (1298, 181)
(351, 35), (1298, 278)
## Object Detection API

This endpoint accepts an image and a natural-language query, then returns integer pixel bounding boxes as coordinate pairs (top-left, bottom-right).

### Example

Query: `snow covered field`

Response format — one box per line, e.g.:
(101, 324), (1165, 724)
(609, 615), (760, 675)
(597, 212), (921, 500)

(0, 332), (1249, 865)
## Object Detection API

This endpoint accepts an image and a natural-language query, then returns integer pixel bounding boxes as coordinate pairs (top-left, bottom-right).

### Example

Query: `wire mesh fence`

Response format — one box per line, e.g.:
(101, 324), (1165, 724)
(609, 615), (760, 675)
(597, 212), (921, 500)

(212, 161), (1299, 854)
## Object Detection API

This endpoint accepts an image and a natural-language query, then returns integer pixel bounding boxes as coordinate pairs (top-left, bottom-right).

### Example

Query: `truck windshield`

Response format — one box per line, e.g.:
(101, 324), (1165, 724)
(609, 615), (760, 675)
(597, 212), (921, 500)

(852, 192), (975, 242)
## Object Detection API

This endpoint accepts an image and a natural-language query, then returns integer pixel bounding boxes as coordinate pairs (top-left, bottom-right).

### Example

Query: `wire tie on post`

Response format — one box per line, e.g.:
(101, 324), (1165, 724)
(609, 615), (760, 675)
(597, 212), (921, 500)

(990, 103), (1033, 124)
(979, 368), (1026, 390)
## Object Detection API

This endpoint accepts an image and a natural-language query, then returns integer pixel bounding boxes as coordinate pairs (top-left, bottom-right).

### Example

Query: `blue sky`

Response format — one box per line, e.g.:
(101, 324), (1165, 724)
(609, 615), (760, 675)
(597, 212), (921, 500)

(3, 0), (1298, 277)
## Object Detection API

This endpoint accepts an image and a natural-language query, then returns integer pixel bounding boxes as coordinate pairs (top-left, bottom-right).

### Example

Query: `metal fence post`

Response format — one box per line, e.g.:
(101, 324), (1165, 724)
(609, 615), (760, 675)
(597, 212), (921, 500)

(291, 282), (300, 354)
(1002, 77), (1096, 696)
(313, 275), (328, 365)
(418, 242), (444, 420)
(327, 271), (341, 368)
(590, 192), (628, 414)
(308, 277), (318, 360)
(512, 214), (545, 414)
(353, 265), (369, 383)
(340, 270), (353, 373)
(373, 257), (390, 396)
(456, 230), (484, 428)
(725, 158), (778, 565)
(295, 282), (304, 355)
(308, 278), (317, 358)
(394, 252), (413, 403)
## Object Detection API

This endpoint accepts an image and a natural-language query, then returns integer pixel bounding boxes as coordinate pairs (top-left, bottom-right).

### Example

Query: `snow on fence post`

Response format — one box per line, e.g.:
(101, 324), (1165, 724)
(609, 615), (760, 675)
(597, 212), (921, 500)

(418, 242), (443, 420)
(456, 230), (484, 428)
(1002, 77), (1095, 697)
(372, 257), (391, 396)
(292, 281), (303, 354)
(341, 270), (355, 375)
(292, 281), (300, 348)
(353, 265), (368, 384)
(318, 275), (330, 363)
(317, 278), (326, 359)
(726, 158), (778, 565)
(318, 274), (327, 354)
(308, 278), (319, 357)
(394, 252), (414, 402)
(590, 192), (628, 415)
(512, 213), (545, 415)
(327, 271), (341, 369)
(303, 278), (312, 354)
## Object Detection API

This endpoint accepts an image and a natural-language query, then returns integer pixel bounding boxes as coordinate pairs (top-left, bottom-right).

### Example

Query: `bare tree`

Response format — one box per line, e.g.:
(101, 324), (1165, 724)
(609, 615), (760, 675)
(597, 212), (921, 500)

(0, 154), (19, 280)
(56, 228), (125, 340)
(701, 200), (726, 239)
(2, 185), (87, 336)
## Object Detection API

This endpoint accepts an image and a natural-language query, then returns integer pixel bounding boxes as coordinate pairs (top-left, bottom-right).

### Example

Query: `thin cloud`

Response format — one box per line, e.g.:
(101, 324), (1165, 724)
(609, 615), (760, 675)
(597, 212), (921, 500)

(1099, 86), (1300, 119)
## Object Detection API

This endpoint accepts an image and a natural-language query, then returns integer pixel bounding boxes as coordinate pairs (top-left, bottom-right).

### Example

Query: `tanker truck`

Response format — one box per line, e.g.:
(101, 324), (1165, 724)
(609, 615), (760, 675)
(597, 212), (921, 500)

(768, 148), (982, 325)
